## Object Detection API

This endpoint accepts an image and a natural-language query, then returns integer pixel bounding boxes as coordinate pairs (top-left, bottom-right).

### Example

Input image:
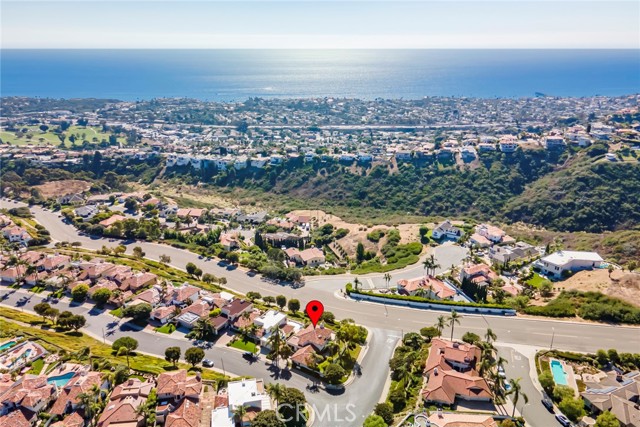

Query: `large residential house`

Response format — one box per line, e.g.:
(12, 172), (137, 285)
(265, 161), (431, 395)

(284, 247), (325, 267)
(459, 264), (498, 286)
(49, 370), (106, 418)
(421, 339), (492, 406)
(432, 220), (462, 241)
(397, 276), (456, 300)
(156, 370), (202, 427)
(581, 371), (640, 427)
(489, 242), (537, 264)
(0, 375), (57, 417)
(535, 251), (604, 279)
(97, 379), (153, 427)
(211, 379), (271, 427)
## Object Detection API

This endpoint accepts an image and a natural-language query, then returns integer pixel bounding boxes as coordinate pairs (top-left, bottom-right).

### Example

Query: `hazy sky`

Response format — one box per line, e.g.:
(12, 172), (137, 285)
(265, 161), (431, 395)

(2, 0), (639, 49)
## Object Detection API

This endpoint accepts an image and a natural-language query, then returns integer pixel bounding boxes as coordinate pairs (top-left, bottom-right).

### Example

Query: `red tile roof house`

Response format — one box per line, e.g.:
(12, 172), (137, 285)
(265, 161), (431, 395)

(219, 233), (240, 251)
(290, 345), (318, 370)
(459, 264), (499, 286)
(49, 371), (106, 418)
(176, 301), (212, 329)
(156, 370), (201, 404)
(421, 339), (492, 406)
(397, 276), (457, 300)
(150, 306), (177, 325)
(96, 379), (153, 427)
(88, 280), (119, 299)
(284, 247), (325, 267)
(36, 254), (71, 272)
(0, 407), (36, 427)
(98, 215), (126, 228)
(167, 285), (200, 306)
(50, 411), (86, 427)
(221, 299), (253, 321)
(119, 272), (158, 293)
(0, 265), (26, 283)
(287, 324), (334, 353)
(0, 375), (57, 417)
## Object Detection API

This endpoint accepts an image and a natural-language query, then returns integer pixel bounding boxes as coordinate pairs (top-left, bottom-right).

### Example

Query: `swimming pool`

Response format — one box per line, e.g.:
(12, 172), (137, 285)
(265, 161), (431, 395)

(47, 372), (75, 387)
(550, 359), (568, 385)
(0, 341), (16, 352)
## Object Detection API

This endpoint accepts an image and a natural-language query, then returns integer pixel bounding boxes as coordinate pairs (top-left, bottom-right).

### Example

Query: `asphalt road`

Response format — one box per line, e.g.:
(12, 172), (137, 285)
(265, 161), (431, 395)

(13, 199), (637, 354)
(498, 345), (560, 427)
(3, 199), (639, 425)
(0, 287), (399, 426)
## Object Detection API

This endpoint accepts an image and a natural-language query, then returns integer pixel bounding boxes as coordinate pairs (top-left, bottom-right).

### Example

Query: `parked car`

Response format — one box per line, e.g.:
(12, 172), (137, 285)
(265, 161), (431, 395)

(504, 382), (512, 392)
(542, 396), (554, 412)
(497, 365), (506, 378)
(555, 413), (571, 427)
(202, 359), (214, 367)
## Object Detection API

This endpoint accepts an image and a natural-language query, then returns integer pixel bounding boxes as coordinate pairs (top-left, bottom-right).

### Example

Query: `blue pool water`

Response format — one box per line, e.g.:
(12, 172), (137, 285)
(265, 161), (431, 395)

(551, 360), (568, 386)
(0, 341), (16, 352)
(47, 372), (75, 387)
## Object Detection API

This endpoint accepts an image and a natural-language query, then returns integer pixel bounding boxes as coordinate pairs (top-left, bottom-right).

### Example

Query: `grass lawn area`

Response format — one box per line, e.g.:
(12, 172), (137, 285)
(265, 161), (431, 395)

(28, 358), (45, 374)
(109, 307), (123, 318)
(155, 323), (176, 334)
(527, 273), (547, 288)
(0, 312), (227, 382)
(228, 339), (257, 353)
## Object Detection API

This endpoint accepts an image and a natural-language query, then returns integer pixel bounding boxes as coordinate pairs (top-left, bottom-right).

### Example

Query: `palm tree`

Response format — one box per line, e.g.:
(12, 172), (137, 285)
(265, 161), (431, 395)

(383, 273), (392, 289)
(232, 404), (248, 426)
(325, 340), (340, 356)
(266, 383), (285, 406)
(448, 310), (462, 341)
(507, 378), (528, 417)
(414, 287), (430, 298)
(193, 318), (214, 340)
(422, 254), (441, 277)
(117, 346), (131, 369)
(435, 315), (448, 337)
(266, 325), (283, 367)
(478, 357), (494, 377)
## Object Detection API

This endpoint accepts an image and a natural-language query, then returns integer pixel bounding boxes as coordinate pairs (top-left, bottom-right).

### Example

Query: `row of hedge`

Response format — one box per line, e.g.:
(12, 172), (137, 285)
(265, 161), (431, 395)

(345, 284), (512, 310)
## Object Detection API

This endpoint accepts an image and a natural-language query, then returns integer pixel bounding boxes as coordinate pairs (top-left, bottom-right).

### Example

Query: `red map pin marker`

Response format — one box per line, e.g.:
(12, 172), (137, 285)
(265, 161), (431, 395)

(305, 300), (324, 328)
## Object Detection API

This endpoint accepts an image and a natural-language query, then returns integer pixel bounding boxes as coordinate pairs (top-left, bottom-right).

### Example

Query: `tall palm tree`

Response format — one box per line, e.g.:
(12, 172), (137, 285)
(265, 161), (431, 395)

(266, 325), (283, 367)
(414, 287), (430, 299)
(193, 318), (214, 340)
(435, 315), (448, 338)
(485, 328), (497, 344)
(422, 254), (441, 277)
(266, 383), (285, 406)
(448, 310), (462, 341)
(232, 404), (248, 426)
(383, 273), (392, 289)
(507, 378), (528, 417)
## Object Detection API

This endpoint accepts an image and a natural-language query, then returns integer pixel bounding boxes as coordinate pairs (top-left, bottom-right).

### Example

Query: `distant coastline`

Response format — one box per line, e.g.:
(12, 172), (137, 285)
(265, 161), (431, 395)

(1, 49), (639, 101)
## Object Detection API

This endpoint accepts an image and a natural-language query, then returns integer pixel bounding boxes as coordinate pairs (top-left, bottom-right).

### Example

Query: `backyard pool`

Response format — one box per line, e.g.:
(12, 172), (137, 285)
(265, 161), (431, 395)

(550, 359), (569, 385)
(47, 372), (75, 387)
(0, 341), (16, 352)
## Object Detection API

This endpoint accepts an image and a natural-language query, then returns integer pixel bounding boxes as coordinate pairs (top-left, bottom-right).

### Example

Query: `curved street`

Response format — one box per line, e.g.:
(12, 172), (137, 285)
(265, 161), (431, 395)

(2, 199), (639, 426)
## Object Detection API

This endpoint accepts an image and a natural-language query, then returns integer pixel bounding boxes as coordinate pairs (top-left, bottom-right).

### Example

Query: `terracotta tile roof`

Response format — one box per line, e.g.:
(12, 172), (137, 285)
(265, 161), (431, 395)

(231, 310), (260, 329)
(397, 276), (457, 299)
(97, 379), (152, 427)
(212, 395), (228, 409)
(156, 370), (201, 399)
(2, 375), (56, 410)
(290, 345), (317, 368)
(287, 324), (334, 352)
(222, 299), (252, 318)
(0, 408), (36, 427)
(151, 306), (175, 320)
(49, 371), (103, 415)
(164, 398), (201, 427)
(50, 412), (85, 427)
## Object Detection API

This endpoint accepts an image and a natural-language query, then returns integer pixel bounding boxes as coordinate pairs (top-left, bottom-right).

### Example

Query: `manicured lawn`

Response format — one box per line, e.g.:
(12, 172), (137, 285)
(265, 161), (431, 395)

(0, 314), (227, 382)
(109, 307), (123, 318)
(228, 339), (257, 353)
(28, 358), (45, 374)
(155, 323), (176, 334)
(527, 273), (547, 288)
(0, 126), (126, 147)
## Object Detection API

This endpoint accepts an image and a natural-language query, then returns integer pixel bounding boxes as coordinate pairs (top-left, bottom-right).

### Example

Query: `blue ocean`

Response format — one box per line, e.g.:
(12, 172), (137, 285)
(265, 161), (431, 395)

(1, 49), (638, 101)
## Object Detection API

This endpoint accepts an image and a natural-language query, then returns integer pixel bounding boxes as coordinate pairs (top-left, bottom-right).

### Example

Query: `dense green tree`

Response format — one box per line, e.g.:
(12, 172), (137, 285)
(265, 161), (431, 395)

(185, 347), (205, 367)
(164, 347), (181, 366)
(594, 411), (622, 427)
(363, 415), (387, 427)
